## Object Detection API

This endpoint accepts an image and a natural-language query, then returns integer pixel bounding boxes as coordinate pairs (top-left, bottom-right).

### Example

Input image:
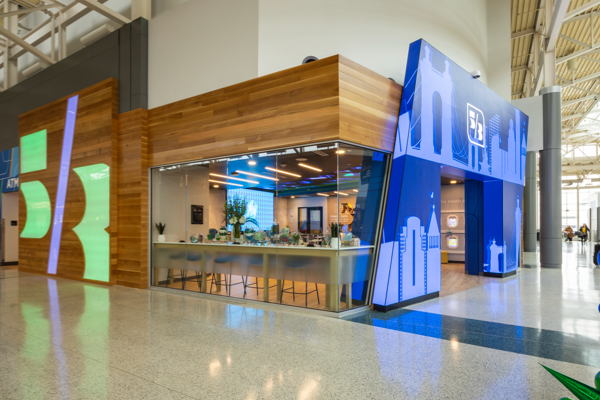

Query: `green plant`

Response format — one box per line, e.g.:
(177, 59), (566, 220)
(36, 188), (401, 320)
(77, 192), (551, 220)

(292, 232), (301, 245)
(330, 222), (338, 237)
(155, 222), (166, 235)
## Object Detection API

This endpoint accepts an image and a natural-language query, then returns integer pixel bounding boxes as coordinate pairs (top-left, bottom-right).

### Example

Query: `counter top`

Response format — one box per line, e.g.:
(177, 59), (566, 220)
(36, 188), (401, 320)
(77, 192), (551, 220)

(154, 242), (374, 251)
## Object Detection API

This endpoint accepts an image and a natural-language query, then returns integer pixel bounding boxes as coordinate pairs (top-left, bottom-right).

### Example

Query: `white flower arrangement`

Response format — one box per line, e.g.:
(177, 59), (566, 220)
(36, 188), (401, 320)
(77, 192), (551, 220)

(239, 216), (246, 224)
(229, 217), (238, 225)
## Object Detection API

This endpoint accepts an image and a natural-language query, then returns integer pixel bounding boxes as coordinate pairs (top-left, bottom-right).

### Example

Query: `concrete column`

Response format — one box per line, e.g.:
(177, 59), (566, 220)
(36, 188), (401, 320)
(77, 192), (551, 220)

(539, 86), (562, 268)
(524, 151), (537, 251)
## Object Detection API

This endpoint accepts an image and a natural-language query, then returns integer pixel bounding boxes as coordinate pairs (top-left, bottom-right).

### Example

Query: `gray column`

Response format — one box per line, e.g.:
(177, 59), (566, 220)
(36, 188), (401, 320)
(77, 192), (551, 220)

(539, 86), (562, 268)
(524, 151), (537, 252)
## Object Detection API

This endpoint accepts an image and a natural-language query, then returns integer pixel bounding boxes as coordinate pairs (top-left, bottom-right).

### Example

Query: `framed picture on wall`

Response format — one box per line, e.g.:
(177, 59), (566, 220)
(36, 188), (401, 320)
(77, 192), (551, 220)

(191, 205), (203, 224)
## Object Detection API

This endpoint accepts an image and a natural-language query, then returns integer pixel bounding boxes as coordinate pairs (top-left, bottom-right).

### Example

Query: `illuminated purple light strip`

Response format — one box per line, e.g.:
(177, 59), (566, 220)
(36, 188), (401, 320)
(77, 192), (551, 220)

(48, 95), (79, 275)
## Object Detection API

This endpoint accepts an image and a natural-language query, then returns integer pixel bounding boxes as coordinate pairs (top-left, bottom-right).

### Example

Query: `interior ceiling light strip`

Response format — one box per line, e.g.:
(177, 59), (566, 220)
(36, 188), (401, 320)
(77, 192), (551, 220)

(298, 163), (322, 172)
(236, 170), (279, 181)
(317, 193), (329, 197)
(334, 191), (349, 196)
(48, 95), (79, 275)
(265, 167), (301, 177)
(209, 173), (258, 184)
(209, 179), (243, 187)
(352, 189), (359, 192)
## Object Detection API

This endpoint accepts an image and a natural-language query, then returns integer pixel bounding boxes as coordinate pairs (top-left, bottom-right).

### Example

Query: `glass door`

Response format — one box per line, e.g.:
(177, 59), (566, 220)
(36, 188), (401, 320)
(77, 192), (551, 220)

(298, 207), (322, 234)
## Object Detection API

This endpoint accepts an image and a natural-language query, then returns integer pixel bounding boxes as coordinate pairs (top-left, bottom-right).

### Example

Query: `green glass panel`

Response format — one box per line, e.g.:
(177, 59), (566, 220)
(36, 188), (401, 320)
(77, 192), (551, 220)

(20, 181), (51, 239)
(541, 364), (600, 400)
(73, 164), (110, 282)
(20, 130), (47, 174)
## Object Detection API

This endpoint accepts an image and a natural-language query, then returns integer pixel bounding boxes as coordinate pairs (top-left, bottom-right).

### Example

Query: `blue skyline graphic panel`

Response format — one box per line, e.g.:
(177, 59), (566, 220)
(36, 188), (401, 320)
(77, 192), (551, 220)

(373, 39), (528, 309)
(226, 188), (274, 231)
(396, 40), (528, 185)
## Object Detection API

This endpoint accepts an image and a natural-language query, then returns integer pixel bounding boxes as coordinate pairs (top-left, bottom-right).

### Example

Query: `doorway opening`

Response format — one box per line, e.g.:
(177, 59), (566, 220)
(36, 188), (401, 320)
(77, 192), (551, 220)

(440, 174), (491, 297)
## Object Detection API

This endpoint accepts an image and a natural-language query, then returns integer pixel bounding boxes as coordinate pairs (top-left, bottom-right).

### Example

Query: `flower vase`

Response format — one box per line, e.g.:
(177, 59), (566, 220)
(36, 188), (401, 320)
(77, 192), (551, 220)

(233, 223), (242, 244)
(158, 235), (166, 243)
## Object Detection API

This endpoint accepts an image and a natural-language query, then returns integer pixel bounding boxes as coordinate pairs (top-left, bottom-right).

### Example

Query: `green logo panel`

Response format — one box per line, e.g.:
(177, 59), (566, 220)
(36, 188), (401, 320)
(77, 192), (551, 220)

(20, 181), (51, 239)
(21, 130), (47, 174)
(73, 164), (111, 282)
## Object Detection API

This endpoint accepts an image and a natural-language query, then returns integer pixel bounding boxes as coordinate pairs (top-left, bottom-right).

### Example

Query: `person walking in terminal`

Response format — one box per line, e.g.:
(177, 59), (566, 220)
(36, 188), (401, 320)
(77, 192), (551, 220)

(580, 223), (589, 243)
(564, 226), (574, 242)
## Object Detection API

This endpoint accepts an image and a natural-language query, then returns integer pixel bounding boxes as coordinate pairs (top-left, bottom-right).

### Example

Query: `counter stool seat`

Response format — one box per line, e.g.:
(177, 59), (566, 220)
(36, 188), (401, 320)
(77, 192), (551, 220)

(280, 258), (320, 306)
(243, 256), (276, 296)
(210, 255), (243, 295)
(166, 252), (186, 289)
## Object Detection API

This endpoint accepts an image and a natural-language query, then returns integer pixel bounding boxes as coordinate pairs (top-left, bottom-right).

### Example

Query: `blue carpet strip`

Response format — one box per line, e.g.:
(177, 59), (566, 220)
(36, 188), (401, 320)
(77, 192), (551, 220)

(345, 309), (600, 367)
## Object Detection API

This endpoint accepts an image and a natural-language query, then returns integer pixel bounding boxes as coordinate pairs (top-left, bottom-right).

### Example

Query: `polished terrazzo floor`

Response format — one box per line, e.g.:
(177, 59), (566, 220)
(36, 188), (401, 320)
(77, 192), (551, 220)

(1, 242), (599, 399)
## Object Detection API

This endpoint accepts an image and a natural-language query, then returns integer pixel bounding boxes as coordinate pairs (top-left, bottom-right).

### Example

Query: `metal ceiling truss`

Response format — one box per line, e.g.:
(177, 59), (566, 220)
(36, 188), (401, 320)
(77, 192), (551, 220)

(0, 0), (147, 91)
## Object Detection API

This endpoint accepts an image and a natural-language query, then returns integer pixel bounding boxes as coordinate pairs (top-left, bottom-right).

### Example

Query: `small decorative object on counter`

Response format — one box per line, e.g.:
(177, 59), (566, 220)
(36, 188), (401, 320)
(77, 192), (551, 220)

(324, 233), (332, 247)
(254, 230), (266, 244)
(190, 234), (198, 243)
(199, 234), (203, 243)
(281, 227), (290, 236)
(292, 232), (301, 245)
(329, 223), (339, 248)
(219, 226), (228, 241)
(208, 228), (217, 241)
(350, 238), (361, 247)
(155, 222), (166, 242)
(245, 228), (255, 242)
(271, 223), (280, 237)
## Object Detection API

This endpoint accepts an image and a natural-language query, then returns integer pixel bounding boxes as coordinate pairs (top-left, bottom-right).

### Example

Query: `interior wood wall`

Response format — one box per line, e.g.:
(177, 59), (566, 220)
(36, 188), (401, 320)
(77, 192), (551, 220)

(19, 79), (119, 284)
(148, 55), (401, 167)
(117, 109), (149, 288)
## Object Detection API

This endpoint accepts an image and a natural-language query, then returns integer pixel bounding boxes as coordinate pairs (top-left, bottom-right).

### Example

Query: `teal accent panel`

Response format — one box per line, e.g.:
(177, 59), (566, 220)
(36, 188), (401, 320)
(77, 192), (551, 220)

(20, 181), (51, 239)
(72, 164), (110, 282)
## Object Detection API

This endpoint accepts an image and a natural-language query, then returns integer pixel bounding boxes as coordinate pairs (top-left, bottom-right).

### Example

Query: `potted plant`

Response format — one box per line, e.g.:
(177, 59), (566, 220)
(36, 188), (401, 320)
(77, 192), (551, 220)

(224, 195), (259, 244)
(292, 232), (301, 245)
(330, 222), (339, 248)
(155, 222), (166, 242)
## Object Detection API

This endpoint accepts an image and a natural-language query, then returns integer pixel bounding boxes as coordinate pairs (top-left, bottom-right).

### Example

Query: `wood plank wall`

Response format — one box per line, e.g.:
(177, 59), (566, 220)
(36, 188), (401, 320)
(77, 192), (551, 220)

(117, 109), (149, 288)
(339, 56), (401, 151)
(19, 79), (119, 284)
(148, 55), (401, 167)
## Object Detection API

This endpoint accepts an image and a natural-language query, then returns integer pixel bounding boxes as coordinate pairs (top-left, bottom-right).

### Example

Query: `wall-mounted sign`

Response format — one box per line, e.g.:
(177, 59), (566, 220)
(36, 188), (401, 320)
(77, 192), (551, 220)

(447, 215), (458, 228)
(1, 176), (19, 193)
(447, 235), (459, 249)
(191, 205), (203, 224)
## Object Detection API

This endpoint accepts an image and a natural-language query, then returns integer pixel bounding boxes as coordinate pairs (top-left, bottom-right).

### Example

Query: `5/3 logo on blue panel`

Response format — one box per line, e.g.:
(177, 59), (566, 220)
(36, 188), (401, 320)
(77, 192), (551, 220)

(467, 103), (485, 148)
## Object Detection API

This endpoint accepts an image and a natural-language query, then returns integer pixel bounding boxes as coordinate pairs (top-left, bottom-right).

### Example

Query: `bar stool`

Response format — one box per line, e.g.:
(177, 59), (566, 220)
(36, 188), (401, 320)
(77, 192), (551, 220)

(210, 254), (243, 295)
(186, 252), (203, 291)
(280, 258), (320, 307)
(243, 256), (276, 296)
(165, 251), (186, 289)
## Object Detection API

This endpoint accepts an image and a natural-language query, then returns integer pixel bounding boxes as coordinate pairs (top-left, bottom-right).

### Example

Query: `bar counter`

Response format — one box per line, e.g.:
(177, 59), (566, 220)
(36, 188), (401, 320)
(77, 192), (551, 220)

(153, 242), (375, 311)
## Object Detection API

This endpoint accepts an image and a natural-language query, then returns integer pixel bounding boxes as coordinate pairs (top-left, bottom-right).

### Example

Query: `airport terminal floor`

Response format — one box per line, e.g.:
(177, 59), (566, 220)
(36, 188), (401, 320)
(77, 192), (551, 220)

(1, 242), (599, 399)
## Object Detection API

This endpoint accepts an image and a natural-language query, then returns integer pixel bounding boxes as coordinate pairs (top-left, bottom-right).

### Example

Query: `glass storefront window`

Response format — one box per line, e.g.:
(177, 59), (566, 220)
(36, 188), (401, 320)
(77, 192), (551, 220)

(150, 142), (389, 312)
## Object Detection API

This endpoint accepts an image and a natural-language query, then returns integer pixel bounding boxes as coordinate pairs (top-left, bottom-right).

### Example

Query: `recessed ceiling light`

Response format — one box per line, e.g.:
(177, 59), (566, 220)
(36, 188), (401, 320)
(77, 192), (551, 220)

(296, 158), (307, 161)
(209, 173), (258, 184)
(291, 196), (295, 198)
(298, 163), (322, 172)
(248, 161), (256, 165)
(450, 180), (457, 184)
(213, 185), (219, 188)
(265, 167), (301, 177)
(317, 193), (329, 197)
(352, 189), (358, 192)
(235, 170), (279, 181)
(336, 150), (345, 154)
(334, 191), (349, 196)
(208, 179), (243, 187)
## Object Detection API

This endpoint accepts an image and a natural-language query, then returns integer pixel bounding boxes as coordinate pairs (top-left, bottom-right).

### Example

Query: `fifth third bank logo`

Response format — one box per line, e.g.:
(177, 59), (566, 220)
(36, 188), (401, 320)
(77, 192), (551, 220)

(467, 103), (485, 148)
